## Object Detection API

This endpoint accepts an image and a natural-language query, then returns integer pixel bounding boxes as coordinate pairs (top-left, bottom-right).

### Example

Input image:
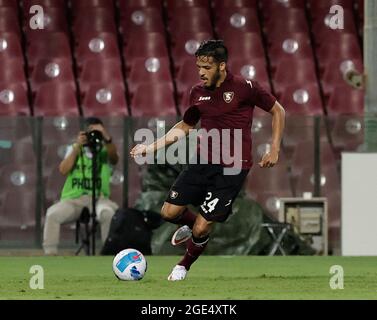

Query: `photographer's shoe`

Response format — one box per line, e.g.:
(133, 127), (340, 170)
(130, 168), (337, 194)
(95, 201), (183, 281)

(168, 265), (187, 281)
(171, 225), (192, 246)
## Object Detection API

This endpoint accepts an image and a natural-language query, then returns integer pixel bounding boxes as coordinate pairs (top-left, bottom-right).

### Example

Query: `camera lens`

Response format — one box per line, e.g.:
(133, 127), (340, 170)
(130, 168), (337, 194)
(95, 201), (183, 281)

(86, 130), (103, 151)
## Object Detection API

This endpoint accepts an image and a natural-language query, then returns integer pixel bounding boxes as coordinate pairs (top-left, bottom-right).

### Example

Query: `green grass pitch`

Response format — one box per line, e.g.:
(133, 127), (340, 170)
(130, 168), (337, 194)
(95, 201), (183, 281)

(0, 256), (377, 300)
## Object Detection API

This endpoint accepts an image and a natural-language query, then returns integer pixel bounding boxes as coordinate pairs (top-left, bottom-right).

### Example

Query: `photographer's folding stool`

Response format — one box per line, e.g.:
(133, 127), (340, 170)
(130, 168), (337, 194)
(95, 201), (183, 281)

(261, 222), (292, 256)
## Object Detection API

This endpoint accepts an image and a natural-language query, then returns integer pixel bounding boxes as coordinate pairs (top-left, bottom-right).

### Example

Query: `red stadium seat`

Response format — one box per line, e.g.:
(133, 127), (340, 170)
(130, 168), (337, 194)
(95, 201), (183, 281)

(311, 9), (358, 46)
(327, 85), (364, 115)
(171, 31), (213, 71)
(0, 191), (36, 238)
(75, 32), (120, 69)
(331, 115), (364, 151)
(128, 57), (173, 95)
(0, 0), (18, 8)
(71, 2), (115, 20)
(283, 116), (317, 156)
(264, 8), (309, 35)
(261, 0), (306, 18)
(308, 0), (354, 18)
(119, 7), (165, 40)
(175, 58), (200, 99)
(279, 83), (323, 115)
(165, 0), (210, 20)
(41, 116), (80, 146)
(316, 34), (362, 68)
(166, 0), (209, 9)
(81, 84), (129, 116)
(30, 58), (75, 92)
(247, 162), (292, 193)
(214, 7), (260, 36)
(73, 8), (117, 39)
(70, 0), (114, 10)
(245, 162), (293, 219)
(23, 7), (69, 35)
(33, 83), (79, 116)
(0, 32), (23, 62)
(0, 16), (21, 38)
(131, 83), (177, 117)
(212, 0), (257, 11)
(0, 83), (30, 116)
(123, 32), (169, 70)
(0, 164), (37, 189)
(273, 58), (318, 96)
(0, 59), (27, 88)
(321, 58), (363, 98)
(0, 117), (33, 141)
(26, 33), (71, 71)
(228, 57), (270, 92)
(268, 33), (314, 73)
(294, 164), (340, 196)
(223, 32), (265, 60)
(117, 0), (162, 10)
(168, 8), (213, 42)
(79, 58), (124, 94)
(0, 7), (18, 21)
(355, 0), (364, 22)
(22, 0), (66, 12)
(0, 140), (35, 165)
(250, 116), (272, 142)
(290, 140), (337, 177)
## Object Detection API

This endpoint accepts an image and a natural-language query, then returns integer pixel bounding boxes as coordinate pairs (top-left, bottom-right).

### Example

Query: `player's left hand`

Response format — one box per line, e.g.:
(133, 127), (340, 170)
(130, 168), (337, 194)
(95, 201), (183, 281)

(258, 149), (279, 168)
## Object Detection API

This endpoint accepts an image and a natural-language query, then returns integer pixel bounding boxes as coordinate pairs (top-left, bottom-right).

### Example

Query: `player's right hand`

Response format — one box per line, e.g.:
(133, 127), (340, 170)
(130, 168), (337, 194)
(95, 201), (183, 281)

(130, 144), (148, 158)
(76, 131), (87, 146)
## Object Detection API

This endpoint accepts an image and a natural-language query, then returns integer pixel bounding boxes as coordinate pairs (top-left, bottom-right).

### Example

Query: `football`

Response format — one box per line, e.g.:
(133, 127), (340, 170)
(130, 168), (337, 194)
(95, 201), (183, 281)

(112, 249), (147, 281)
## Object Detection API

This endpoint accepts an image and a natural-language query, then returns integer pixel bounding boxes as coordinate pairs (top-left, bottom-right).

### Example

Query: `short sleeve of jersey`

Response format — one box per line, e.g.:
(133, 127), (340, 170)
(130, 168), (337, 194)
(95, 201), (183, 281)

(247, 80), (276, 112)
(183, 105), (201, 126)
(182, 87), (201, 126)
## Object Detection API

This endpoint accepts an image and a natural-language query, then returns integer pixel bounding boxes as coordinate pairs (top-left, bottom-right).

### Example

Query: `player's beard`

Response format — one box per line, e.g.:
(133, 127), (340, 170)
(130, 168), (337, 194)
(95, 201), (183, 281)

(206, 66), (221, 90)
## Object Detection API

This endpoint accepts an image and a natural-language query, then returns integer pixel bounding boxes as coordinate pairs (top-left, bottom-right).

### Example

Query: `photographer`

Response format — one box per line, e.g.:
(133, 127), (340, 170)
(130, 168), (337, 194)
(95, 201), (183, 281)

(43, 117), (119, 255)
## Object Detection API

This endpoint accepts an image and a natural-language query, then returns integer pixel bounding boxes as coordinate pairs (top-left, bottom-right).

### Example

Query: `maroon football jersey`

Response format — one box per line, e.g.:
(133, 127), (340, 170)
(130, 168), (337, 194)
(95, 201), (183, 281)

(183, 72), (276, 169)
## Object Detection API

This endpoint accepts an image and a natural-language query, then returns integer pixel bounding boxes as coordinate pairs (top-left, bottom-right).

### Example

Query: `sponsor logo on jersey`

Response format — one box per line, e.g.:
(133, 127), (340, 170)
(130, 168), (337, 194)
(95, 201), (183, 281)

(223, 92), (234, 103)
(199, 96), (211, 101)
(170, 190), (179, 199)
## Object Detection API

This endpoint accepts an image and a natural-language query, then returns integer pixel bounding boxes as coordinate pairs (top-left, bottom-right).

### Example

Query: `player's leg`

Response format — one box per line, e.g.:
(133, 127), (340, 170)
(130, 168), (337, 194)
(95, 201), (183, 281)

(168, 167), (250, 280)
(168, 214), (213, 281)
(43, 198), (83, 255)
(162, 164), (206, 234)
(161, 202), (196, 245)
(161, 202), (197, 228)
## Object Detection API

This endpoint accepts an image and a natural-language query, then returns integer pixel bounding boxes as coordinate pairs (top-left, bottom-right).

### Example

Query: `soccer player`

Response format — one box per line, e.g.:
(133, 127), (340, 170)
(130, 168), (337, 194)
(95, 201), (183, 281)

(130, 40), (285, 280)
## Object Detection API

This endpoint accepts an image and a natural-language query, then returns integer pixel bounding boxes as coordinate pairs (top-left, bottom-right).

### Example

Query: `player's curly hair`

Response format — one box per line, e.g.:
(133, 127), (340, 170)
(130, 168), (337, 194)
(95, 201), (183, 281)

(195, 39), (228, 63)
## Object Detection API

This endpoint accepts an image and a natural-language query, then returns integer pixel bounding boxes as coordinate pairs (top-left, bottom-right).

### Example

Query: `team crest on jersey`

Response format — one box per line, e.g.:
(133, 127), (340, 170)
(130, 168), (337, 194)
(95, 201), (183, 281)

(223, 92), (234, 103)
(170, 190), (179, 199)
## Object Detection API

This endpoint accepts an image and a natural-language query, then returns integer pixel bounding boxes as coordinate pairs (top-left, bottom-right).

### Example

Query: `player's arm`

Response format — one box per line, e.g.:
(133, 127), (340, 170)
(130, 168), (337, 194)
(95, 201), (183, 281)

(259, 101), (286, 168)
(59, 131), (86, 175)
(130, 120), (195, 158)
